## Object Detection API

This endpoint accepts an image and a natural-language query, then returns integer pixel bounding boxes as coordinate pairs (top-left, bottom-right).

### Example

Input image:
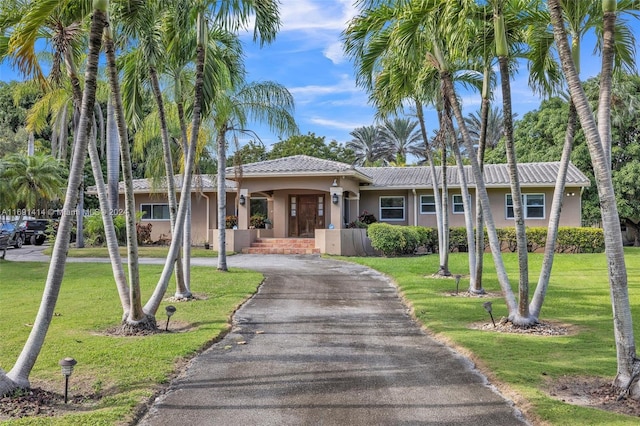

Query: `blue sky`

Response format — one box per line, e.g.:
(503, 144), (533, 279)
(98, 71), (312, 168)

(238, 0), (633, 149)
(1, 0), (635, 153)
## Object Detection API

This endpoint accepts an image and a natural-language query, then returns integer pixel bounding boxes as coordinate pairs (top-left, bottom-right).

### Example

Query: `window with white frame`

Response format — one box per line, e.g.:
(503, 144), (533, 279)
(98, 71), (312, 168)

(452, 194), (471, 214)
(141, 203), (170, 220)
(380, 196), (405, 220)
(506, 194), (545, 219)
(420, 195), (436, 214)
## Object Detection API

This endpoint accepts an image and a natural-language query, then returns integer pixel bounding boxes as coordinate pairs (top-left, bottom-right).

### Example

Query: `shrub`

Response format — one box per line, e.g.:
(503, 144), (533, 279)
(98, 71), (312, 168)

(367, 222), (406, 256)
(250, 214), (267, 229)
(137, 222), (153, 245)
(348, 210), (378, 228)
(83, 212), (127, 246)
(225, 215), (237, 229)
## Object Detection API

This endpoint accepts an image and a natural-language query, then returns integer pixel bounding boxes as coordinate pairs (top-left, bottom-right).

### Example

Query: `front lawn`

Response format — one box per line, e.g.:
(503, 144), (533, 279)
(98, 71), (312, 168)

(0, 261), (262, 425)
(344, 248), (640, 425)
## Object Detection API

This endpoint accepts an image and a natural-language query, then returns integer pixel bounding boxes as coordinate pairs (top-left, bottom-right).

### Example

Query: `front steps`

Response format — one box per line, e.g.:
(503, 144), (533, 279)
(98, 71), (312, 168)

(241, 238), (320, 255)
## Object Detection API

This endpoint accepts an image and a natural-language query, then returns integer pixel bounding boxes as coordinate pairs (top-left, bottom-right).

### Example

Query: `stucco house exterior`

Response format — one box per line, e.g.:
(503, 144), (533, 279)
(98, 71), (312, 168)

(94, 155), (590, 255)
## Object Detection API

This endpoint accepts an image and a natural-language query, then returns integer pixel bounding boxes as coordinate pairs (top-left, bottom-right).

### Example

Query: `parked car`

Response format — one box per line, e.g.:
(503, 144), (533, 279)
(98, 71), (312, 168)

(0, 222), (26, 249)
(22, 219), (53, 245)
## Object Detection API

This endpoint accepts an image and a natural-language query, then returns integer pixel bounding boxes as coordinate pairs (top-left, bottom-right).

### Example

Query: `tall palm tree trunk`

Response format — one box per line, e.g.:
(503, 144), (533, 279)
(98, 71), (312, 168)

(87, 126), (130, 317)
(148, 67), (189, 298)
(440, 71), (521, 321)
(145, 17), (206, 315)
(415, 101), (444, 262)
(106, 98), (120, 212)
(5, 5), (107, 390)
(103, 24), (147, 326)
(530, 102), (577, 318)
(217, 128), (228, 271)
(549, 0), (638, 396)
(474, 73), (491, 294)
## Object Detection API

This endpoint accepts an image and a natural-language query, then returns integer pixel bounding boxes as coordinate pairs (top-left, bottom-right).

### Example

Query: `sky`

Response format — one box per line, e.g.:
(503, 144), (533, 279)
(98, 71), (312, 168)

(238, 0), (629, 149)
(0, 0), (635, 153)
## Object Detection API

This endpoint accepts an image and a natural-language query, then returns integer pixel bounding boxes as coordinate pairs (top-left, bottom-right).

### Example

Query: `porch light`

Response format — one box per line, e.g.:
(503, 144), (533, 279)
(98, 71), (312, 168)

(58, 357), (77, 404)
(165, 305), (176, 331)
(239, 194), (246, 205)
(483, 301), (496, 327)
(332, 193), (339, 204)
(332, 178), (338, 187)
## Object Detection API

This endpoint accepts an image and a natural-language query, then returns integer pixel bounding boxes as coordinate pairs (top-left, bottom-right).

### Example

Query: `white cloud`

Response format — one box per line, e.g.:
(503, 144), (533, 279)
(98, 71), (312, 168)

(309, 117), (368, 131)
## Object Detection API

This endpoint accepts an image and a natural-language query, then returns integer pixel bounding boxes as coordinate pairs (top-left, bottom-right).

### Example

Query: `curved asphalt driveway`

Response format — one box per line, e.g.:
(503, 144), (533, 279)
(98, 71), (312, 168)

(5, 247), (528, 424)
(135, 254), (528, 426)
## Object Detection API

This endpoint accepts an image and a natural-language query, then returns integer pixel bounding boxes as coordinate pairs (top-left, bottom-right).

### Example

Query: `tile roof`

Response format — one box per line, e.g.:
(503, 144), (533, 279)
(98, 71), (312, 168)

(88, 158), (590, 194)
(231, 155), (373, 182)
(86, 174), (236, 194)
(359, 162), (590, 189)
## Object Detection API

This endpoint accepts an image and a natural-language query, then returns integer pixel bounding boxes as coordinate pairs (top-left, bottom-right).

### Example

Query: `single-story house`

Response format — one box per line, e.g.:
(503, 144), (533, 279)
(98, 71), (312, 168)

(89, 155), (590, 255)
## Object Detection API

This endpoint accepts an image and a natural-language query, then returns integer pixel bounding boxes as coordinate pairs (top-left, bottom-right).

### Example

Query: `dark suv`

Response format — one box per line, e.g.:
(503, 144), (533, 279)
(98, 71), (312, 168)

(22, 219), (52, 245)
(0, 222), (26, 248)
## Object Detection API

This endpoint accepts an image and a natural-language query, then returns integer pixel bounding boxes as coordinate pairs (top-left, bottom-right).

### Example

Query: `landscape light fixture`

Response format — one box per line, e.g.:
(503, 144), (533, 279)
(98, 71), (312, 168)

(58, 357), (77, 404)
(483, 301), (496, 327)
(165, 305), (177, 331)
(454, 274), (461, 294)
(332, 193), (339, 204)
(239, 194), (246, 206)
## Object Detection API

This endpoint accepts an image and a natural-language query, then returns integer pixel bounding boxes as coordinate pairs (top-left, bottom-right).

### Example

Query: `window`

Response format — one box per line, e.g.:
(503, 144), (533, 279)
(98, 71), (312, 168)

(420, 195), (436, 214)
(452, 194), (471, 214)
(380, 196), (405, 220)
(141, 203), (170, 220)
(506, 194), (545, 219)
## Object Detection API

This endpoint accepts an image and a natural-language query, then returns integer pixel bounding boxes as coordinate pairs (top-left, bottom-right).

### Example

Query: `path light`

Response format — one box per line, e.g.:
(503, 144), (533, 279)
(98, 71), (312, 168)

(454, 274), (461, 294)
(58, 357), (77, 404)
(483, 301), (496, 327)
(165, 305), (177, 331)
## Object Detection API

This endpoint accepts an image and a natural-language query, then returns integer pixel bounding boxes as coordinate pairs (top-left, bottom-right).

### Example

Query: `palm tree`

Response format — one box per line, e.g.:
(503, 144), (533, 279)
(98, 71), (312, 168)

(347, 125), (385, 166)
(213, 81), (298, 271)
(377, 117), (421, 166)
(0, 153), (66, 212)
(549, 0), (639, 399)
(464, 107), (503, 151)
(1, 0), (107, 395)
(143, 0), (282, 315)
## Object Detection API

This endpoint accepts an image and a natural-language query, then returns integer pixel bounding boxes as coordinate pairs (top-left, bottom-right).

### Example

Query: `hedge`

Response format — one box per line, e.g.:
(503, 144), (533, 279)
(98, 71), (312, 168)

(367, 224), (604, 256)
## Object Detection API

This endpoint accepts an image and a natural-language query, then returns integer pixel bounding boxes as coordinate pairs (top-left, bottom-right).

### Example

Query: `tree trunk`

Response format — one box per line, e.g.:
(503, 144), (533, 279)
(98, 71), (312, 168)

(439, 141), (450, 276)
(103, 24), (147, 325)
(497, 53), (530, 320)
(5, 7), (107, 391)
(148, 67), (189, 297)
(87, 124), (130, 317)
(530, 102), (577, 319)
(474, 86), (491, 294)
(549, 0), (638, 396)
(106, 98), (120, 212)
(217, 128), (228, 271)
(144, 19), (206, 315)
(440, 70), (520, 320)
(415, 101), (444, 259)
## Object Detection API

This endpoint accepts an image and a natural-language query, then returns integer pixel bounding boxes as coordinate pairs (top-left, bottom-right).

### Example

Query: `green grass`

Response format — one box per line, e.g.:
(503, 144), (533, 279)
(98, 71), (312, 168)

(342, 248), (640, 425)
(43, 246), (221, 258)
(0, 260), (262, 425)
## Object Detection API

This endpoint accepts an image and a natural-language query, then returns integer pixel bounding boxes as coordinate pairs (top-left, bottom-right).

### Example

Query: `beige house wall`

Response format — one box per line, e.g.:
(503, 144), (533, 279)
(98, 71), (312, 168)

(120, 192), (224, 245)
(358, 186), (584, 229)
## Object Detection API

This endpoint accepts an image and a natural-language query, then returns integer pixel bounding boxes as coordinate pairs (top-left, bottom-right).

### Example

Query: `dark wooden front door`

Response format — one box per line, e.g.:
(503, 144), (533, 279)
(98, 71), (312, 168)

(289, 195), (325, 237)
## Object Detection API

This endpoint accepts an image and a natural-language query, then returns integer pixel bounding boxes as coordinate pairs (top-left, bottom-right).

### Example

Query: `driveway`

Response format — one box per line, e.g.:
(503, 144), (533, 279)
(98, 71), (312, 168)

(137, 255), (529, 425)
(5, 247), (528, 425)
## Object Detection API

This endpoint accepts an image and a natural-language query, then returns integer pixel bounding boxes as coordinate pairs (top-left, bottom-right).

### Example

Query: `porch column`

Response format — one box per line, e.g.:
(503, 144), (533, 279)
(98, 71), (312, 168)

(238, 188), (249, 229)
(329, 187), (343, 229)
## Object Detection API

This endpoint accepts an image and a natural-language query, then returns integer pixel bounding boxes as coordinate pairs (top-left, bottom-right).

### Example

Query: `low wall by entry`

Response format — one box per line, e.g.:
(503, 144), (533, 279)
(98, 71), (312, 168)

(315, 228), (376, 256)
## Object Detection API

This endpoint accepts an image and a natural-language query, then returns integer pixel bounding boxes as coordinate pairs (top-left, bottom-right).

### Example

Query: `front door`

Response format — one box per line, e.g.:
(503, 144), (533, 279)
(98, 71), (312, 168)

(289, 195), (325, 237)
